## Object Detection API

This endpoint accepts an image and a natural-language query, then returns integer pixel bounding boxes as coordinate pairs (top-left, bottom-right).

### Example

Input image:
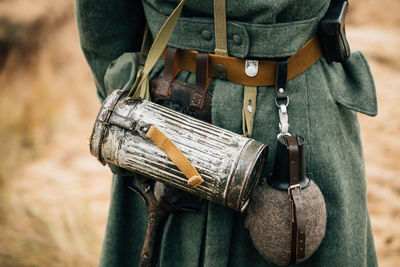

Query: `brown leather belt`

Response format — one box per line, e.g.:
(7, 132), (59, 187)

(162, 35), (322, 86)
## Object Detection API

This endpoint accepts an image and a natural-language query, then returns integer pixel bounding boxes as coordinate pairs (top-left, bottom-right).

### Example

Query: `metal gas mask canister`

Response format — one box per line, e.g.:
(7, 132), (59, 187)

(90, 90), (268, 212)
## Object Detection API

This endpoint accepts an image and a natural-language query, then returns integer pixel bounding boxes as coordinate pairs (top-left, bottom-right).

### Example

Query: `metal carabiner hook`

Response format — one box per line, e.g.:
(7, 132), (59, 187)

(277, 102), (291, 139)
(275, 95), (290, 108)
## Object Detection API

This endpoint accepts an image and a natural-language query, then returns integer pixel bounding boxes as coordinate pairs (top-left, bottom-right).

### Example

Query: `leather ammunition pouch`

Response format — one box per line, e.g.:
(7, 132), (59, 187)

(151, 47), (212, 122)
(318, 0), (350, 63)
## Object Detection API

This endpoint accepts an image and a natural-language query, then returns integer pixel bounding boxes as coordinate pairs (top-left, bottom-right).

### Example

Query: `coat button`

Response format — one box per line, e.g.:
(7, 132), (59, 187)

(233, 34), (242, 45)
(202, 30), (212, 41)
(215, 64), (227, 80)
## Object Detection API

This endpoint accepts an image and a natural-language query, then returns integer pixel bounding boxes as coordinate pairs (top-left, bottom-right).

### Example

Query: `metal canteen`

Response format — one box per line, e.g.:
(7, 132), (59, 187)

(90, 90), (268, 212)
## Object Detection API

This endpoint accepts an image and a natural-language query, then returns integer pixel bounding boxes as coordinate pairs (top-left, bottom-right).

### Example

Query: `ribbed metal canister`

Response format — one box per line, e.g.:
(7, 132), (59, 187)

(90, 90), (268, 212)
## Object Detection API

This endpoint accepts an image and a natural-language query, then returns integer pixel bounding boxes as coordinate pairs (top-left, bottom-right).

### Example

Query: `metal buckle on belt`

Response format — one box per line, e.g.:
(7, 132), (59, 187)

(245, 60), (259, 77)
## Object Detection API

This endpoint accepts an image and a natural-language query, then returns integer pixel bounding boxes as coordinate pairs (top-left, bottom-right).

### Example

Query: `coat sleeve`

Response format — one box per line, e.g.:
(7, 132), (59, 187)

(75, 0), (145, 100)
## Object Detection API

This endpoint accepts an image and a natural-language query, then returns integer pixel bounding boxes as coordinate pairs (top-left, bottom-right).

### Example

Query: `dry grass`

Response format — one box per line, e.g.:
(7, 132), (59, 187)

(0, 1), (107, 266)
(0, 0), (73, 183)
(0, 54), (60, 183)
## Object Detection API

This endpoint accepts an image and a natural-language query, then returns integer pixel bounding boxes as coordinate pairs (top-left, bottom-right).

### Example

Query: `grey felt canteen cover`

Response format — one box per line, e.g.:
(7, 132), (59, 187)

(245, 181), (326, 266)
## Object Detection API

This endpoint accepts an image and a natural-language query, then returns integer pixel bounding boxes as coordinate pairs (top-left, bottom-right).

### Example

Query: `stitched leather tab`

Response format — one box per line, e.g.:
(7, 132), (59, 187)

(151, 46), (181, 101)
(196, 52), (209, 89)
(275, 61), (288, 101)
(191, 52), (210, 109)
(164, 47), (177, 75)
(159, 47), (178, 97)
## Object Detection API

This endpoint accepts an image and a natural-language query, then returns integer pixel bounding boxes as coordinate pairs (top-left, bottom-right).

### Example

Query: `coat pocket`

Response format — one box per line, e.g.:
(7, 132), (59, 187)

(104, 52), (141, 96)
(327, 51), (378, 117)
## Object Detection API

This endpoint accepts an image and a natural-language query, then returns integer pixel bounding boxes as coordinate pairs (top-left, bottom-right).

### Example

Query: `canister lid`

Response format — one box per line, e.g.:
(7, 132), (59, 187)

(89, 89), (127, 164)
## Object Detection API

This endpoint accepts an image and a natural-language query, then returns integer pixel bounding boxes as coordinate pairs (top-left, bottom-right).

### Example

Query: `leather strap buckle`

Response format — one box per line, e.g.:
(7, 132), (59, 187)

(288, 183), (301, 195)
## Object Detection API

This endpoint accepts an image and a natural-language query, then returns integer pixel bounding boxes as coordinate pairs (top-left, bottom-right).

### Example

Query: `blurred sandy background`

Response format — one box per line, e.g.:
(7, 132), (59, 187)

(0, 0), (399, 266)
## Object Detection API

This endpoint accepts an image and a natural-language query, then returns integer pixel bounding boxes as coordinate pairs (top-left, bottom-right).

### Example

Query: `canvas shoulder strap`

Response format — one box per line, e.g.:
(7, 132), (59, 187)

(139, 24), (153, 61)
(129, 0), (186, 100)
(130, 0), (230, 99)
(213, 0), (228, 56)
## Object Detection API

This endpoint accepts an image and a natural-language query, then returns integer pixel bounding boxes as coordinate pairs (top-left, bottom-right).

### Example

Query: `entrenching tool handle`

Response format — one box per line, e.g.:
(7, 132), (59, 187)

(135, 179), (172, 267)
(140, 209), (169, 267)
(145, 125), (204, 187)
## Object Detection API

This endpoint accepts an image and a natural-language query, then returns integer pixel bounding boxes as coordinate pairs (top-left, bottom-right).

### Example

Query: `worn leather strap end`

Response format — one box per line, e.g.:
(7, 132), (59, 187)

(162, 47), (180, 96)
(152, 46), (182, 99)
(188, 175), (204, 187)
(146, 125), (204, 188)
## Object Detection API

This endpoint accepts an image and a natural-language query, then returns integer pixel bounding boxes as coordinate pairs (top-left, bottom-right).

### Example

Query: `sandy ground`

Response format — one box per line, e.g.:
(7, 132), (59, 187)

(349, 27), (400, 266)
(1, 1), (399, 266)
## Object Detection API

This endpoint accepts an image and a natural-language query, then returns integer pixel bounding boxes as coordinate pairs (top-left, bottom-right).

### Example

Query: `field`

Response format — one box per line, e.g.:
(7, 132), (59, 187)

(0, 0), (399, 266)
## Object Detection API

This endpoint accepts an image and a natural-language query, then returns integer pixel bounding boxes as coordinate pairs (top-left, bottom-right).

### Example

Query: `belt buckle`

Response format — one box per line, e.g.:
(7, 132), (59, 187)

(245, 60), (259, 77)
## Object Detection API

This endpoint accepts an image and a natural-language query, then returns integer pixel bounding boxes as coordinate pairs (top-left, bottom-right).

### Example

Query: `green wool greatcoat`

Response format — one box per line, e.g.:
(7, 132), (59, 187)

(76, 0), (378, 266)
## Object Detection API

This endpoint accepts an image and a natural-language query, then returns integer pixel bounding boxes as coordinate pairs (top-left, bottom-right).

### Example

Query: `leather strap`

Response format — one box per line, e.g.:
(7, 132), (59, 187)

(164, 47), (179, 85)
(196, 52), (209, 89)
(153, 47), (181, 98)
(286, 136), (306, 264)
(275, 61), (288, 102)
(146, 125), (204, 187)
(193, 52), (211, 109)
(287, 137), (299, 186)
(162, 35), (322, 87)
(213, 0), (228, 56)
